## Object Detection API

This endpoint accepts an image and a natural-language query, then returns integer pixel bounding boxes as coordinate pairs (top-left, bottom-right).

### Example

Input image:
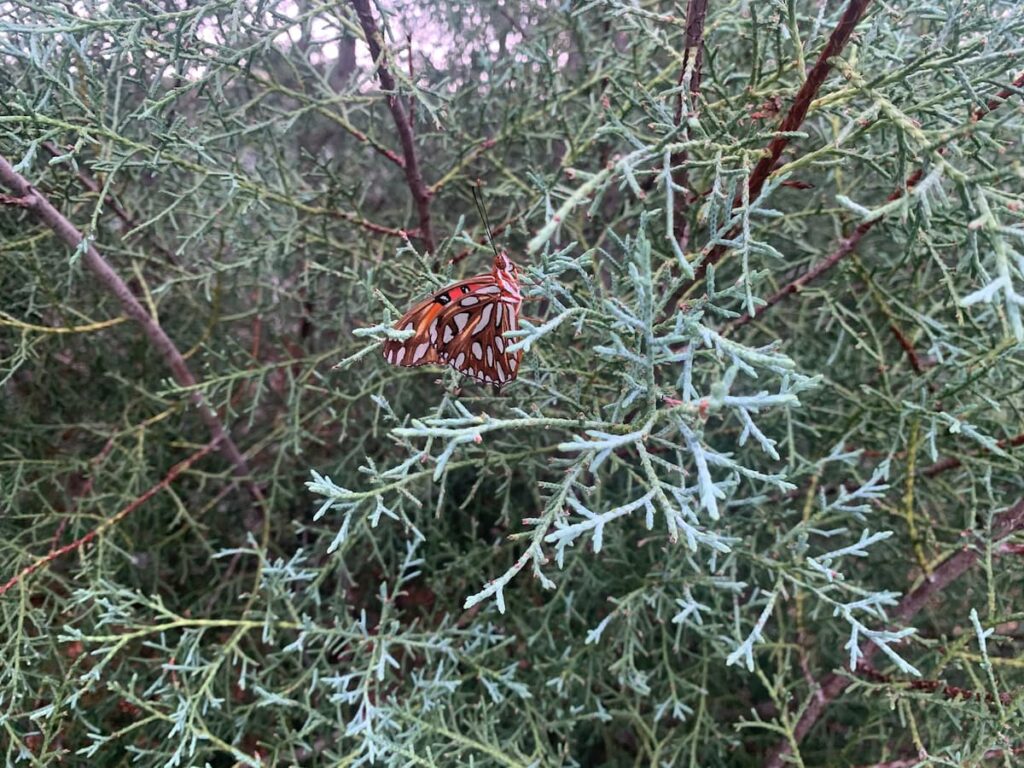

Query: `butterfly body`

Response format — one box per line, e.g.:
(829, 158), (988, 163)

(383, 252), (523, 387)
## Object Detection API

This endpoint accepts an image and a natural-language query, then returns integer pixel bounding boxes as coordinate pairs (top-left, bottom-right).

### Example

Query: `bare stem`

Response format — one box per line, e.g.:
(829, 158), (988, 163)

(0, 154), (264, 512)
(669, 0), (708, 207)
(762, 496), (1024, 768)
(684, 0), (873, 292)
(728, 70), (1024, 333)
(351, 0), (436, 255)
(42, 141), (179, 266)
(0, 438), (221, 597)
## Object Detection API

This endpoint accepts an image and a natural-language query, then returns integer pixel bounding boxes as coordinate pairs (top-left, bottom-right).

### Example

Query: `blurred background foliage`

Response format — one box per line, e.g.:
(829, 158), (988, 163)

(1, 0), (1023, 765)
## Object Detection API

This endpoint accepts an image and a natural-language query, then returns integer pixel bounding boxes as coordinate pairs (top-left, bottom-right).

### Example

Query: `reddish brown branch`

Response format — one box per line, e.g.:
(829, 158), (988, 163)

(674, 0), (708, 127)
(333, 211), (419, 238)
(0, 154), (264, 512)
(744, 0), (872, 203)
(729, 216), (877, 332)
(888, 323), (926, 375)
(728, 70), (1024, 333)
(350, 0), (436, 255)
(972, 70), (1024, 121)
(667, 0), (708, 251)
(763, 495), (1024, 768)
(858, 666), (1015, 706)
(0, 439), (220, 597)
(921, 432), (1024, 478)
(684, 0), (873, 290)
(346, 124), (407, 168)
(0, 192), (33, 207)
(727, 178), (909, 333)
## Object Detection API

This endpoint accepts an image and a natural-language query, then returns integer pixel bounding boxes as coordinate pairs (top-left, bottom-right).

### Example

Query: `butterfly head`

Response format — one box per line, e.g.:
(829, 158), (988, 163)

(493, 250), (516, 273)
(492, 251), (522, 305)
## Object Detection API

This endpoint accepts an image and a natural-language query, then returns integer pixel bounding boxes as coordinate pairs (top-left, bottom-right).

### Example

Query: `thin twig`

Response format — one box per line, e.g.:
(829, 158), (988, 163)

(857, 666), (1014, 706)
(450, 210), (519, 265)
(762, 495), (1024, 768)
(0, 154), (265, 514)
(727, 201), (901, 333)
(248, 73), (407, 169)
(350, 0), (436, 255)
(743, 0), (872, 207)
(729, 70), (1024, 333)
(0, 438), (221, 597)
(972, 70), (1024, 121)
(42, 141), (180, 266)
(888, 322), (926, 375)
(921, 432), (1024, 478)
(677, 0), (873, 297)
(669, 0), (708, 211)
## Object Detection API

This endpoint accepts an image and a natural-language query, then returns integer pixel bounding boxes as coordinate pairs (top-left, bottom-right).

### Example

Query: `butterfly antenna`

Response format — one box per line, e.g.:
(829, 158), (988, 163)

(472, 184), (500, 259)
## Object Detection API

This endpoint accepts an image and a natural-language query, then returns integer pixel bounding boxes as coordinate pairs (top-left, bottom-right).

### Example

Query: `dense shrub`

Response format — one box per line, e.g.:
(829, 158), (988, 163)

(2, 0), (1023, 765)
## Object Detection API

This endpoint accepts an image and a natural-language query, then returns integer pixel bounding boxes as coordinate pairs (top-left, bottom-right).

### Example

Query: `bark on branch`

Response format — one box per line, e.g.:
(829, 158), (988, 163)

(0, 438), (221, 597)
(728, 70), (1024, 333)
(0, 154), (263, 511)
(762, 496), (1024, 768)
(350, 0), (436, 255)
(681, 0), (873, 293)
(670, 0), (708, 200)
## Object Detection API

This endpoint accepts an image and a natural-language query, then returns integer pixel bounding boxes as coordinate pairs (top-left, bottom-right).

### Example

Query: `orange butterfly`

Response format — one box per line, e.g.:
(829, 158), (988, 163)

(383, 251), (523, 387)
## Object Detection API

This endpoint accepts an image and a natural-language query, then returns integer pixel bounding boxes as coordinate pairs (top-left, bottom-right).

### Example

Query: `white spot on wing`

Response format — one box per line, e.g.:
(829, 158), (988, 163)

(443, 324), (454, 343)
(495, 336), (504, 352)
(429, 319), (438, 343)
(454, 313), (470, 331)
(412, 342), (430, 363)
(472, 304), (493, 335)
(454, 352), (466, 368)
(460, 296), (480, 307)
(471, 342), (483, 360)
(477, 286), (500, 294)
(395, 347), (405, 365)
(486, 346), (494, 366)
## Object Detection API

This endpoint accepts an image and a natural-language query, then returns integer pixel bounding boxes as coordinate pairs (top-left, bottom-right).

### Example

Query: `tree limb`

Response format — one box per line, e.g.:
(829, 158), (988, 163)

(669, 0), (708, 209)
(0, 438), (221, 597)
(762, 496), (1024, 768)
(727, 70), (1024, 333)
(682, 0), (873, 294)
(0, 154), (264, 513)
(350, 0), (436, 255)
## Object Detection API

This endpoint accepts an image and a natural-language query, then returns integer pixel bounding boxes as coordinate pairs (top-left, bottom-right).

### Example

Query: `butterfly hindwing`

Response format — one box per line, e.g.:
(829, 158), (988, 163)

(382, 298), (442, 367)
(436, 288), (520, 386)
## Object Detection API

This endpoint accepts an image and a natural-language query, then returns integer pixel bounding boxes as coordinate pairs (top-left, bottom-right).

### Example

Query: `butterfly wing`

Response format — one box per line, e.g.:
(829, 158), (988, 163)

(382, 275), (496, 368)
(434, 289), (521, 387)
(384, 259), (523, 388)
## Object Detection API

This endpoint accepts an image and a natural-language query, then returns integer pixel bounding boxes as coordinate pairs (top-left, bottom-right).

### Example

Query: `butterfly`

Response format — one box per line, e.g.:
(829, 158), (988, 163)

(383, 251), (523, 387)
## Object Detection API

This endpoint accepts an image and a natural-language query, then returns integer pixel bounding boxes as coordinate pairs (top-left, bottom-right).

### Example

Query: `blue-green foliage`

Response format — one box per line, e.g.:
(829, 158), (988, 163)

(2, 0), (1023, 766)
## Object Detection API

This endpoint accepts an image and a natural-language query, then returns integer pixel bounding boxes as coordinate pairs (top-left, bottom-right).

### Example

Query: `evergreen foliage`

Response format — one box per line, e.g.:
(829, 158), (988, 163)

(1, 0), (1023, 765)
